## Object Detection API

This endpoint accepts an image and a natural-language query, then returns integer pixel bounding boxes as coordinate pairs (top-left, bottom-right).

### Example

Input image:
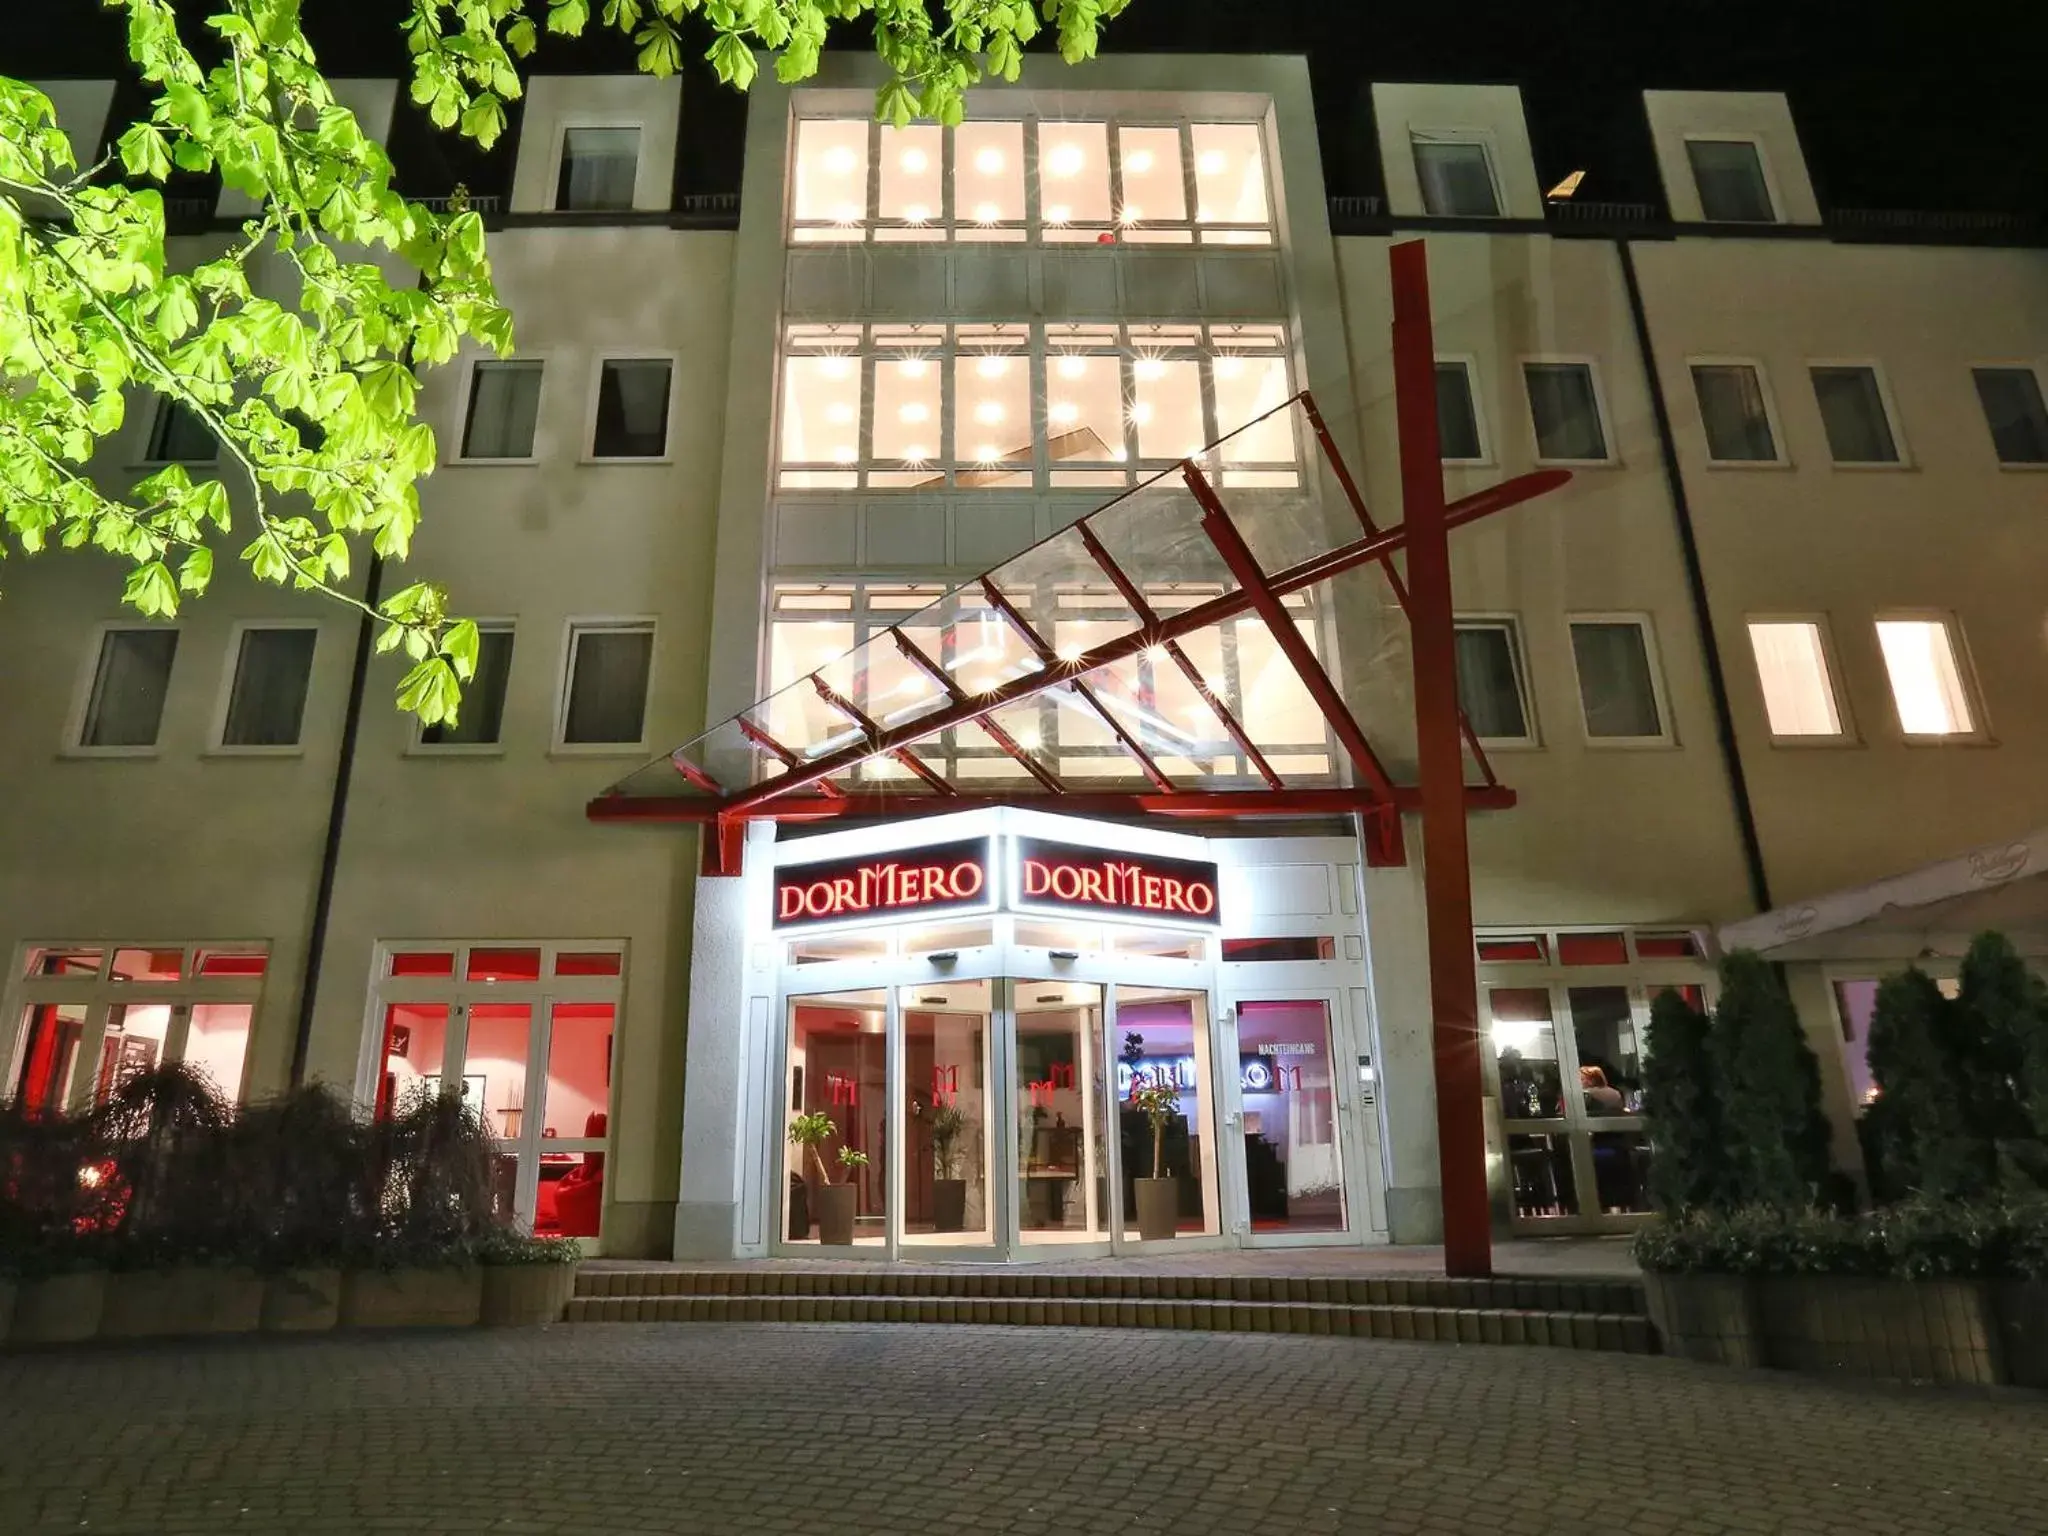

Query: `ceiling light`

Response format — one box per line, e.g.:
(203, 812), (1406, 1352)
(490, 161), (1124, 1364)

(833, 203), (860, 223)
(976, 356), (1009, 378)
(975, 443), (1001, 462)
(899, 358), (928, 378)
(1126, 149), (1154, 173)
(899, 402), (930, 423)
(973, 201), (1001, 223)
(1197, 151), (1226, 175)
(1134, 359), (1166, 381)
(1044, 203), (1071, 225)
(1057, 356), (1088, 379)
(974, 401), (1005, 424)
(819, 357), (852, 380)
(823, 146), (857, 174)
(974, 147), (1004, 174)
(1047, 143), (1085, 178)
(902, 444), (928, 461)
(1547, 169), (1586, 202)
(1111, 447), (1128, 462)
(900, 147), (929, 174)
(1056, 643), (1083, 662)
(1129, 402), (1154, 425)
(832, 446), (857, 463)
(1016, 729), (1042, 750)
(1049, 402), (1079, 425)
(903, 203), (930, 223)
(1214, 355), (1243, 379)
(1118, 205), (1141, 225)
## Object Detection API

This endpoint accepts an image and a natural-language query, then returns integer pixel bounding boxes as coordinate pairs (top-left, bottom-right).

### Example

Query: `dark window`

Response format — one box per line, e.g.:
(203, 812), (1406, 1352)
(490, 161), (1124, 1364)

(1691, 364), (1778, 462)
(146, 400), (217, 463)
(556, 127), (639, 212)
(82, 628), (178, 747)
(420, 627), (514, 746)
(1685, 140), (1775, 223)
(1569, 621), (1663, 739)
(1220, 937), (1335, 962)
(562, 625), (653, 744)
(461, 362), (542, 459)
(1811, 367), (1899, 464)
(1435, 362), (1484, 460)
(593, 360), (672, 458)
(1454, 623), (1530, 741)
(1524, 363), (1608, 462)
(221, 627), (317, 747)
(1413, 141), (1499, 217)
(1972, 368), (2048, 464)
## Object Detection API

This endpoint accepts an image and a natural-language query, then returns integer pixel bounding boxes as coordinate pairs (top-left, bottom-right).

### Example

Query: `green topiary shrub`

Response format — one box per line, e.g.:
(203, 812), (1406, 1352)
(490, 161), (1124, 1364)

(1711, 952), (1836, 1209)
(1956, 931), (2048, 1190)
(1642, 986), (1729, 1215)
(1868, 967), (1997, 1199)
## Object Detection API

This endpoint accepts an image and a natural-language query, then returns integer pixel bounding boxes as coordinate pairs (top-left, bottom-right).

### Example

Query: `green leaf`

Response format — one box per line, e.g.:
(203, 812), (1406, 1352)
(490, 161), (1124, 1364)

(707, 32), (758, 89)
(548, 0), (592, 33)
(177, 545), (214, 594)
(154, 278), (199, 343)
(118, 122), (173, 182)
(396, 655), (463, 726)
(123, 560), (180, 617)
(440, 618), (481, 682)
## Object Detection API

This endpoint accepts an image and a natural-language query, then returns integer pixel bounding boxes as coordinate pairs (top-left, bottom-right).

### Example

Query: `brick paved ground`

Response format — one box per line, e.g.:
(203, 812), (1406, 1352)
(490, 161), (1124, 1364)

(2, 1325), (2043, 1535)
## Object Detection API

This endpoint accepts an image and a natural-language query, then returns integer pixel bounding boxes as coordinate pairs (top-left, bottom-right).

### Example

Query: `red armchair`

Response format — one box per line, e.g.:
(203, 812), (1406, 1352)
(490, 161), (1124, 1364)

(550, 1113), (606, 1237)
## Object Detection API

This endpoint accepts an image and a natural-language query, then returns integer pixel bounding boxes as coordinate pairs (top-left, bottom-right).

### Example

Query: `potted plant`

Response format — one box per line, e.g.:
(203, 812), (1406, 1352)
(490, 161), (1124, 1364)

(817, 1148), (869, 1246)
(1127, 1074), (1181, 1242)
(476, 1230), (583, 1326)
(929, 1104), (969, 1233)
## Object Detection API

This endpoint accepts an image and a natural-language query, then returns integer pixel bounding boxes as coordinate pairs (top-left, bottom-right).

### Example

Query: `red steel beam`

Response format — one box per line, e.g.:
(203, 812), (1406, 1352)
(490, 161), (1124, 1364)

(889, 630), (1065, 793)
(706, 471), (1565, 820)
(808, 675), (956, 797)
(669, 753), (723, 796)
(735, 716), (845, 799)
(1075, 522), (1284, 790)
(1393, 239), (1492, 1280)
(1183, 461), (1403, 807)
(591, 783), (1518, 824)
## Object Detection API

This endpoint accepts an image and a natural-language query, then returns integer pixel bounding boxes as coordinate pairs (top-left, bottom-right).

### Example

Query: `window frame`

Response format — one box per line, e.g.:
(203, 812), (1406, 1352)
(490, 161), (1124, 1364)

(1968, 361), (2048, 470)
(1435, 355), (1491, 466)
(1680, 132), (1781, 225)
(208, 619), (321, 756)
(548, 120), (645, 214)
(450, 355), (548, 465)
(65, 621), (181, 758)
(1806, 359), (1911, 469)
(139, 397), (220, 467)
(1520, 356), (1617, 467)
(1743, 612), (1857, 747)
(553, 617), (658, 755)
(1871, 609), (1991, 745)
(410, 619), (517, 756)
(1452, 613), (1539, 749)
(1408, 131), (1505, 219)
(584, 353), (677, 463)
(1686, 355), (1790, 468)
(1565, 612), (1675, 748)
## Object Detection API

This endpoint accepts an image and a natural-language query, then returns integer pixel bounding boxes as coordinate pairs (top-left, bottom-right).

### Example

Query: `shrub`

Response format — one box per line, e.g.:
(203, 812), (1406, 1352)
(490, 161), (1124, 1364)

(1636, 1197), (2048, 1280)
(1642, 986), (1728, 1215)
(1711, 952), (1836, 1209)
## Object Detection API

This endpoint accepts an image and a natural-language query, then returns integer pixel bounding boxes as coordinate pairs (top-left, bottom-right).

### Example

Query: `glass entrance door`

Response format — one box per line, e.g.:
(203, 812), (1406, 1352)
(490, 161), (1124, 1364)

(1233, 999), (1350, 1235)
(1014, 980), (1106, 1246)
(901, 980), (995, 1248)
(1112, 986), (1221, 1244)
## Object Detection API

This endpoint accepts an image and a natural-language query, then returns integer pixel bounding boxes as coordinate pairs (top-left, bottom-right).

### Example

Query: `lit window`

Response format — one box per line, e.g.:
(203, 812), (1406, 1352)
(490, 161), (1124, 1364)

(1116, 125), (1187, 239)
(1043, 348), (1124, 467)
(1525, 363), (1609, 462)
(780, 350), (862, 468)
(1746, 621), (1842, 737)
(872, 352), (941, 464)
(420, 626), (515, 747)
(1691, 364), (1778, 462)
(1875, 618), (1976, 736)
(1413, 139), (1500, 218)
(1454, 622), (1532, 742)
(952, 346), (1031, 482)
(1036, 120), (1111, 238)
(145, 399), (217, 464)
(953, 120), (1024, 236)
(1685, 139), (1775, 223)
(1191, 122), (1270, 237)
(1972, 367), (2048, 465)
(80, 627), (177, 749)
(561, 623), (654, 746)
(1132, 355), (1204, 461)
(1435, 361), (1485, 461)
(1213, 353), (1293, 472)
(460, 360), (542, 459)
(592, 360), (671, 458)
(220, 627), (316, 748)
(1569, 619), (1664, 741)
(1811, 366), (1900, 465)
(878, 123), (942, 236)
(556, 127), (639, 212)
(792, 119), (870, 238)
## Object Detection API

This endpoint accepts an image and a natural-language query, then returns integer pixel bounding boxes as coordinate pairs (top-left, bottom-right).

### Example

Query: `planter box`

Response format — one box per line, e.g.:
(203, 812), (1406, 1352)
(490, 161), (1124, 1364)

(1642, 1272), (1762, 1367)
(341, 1267), (482, 1329)
(10, 1271), (106, 1346)
(1994, 1280), (2048, 1389)
(261, 1268), (342, 1333)
(480, 1264), (578, 1327)
(101, 1267), (264, 1340)
(1756, 1276), (2004, 1385)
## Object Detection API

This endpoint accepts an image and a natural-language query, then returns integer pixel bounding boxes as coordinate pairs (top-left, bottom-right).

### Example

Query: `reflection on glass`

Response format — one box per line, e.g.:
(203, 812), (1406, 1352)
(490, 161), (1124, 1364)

(1114, 987), (1219, 1238)
(11, 1003), (87, 1114)
(901, 985), (993, 1245)
(1567, 987), (1641, 1116)
(1237, 1000), (1347, 1233)
(1590, 1131), (1653, 1215)
(783, 991), (887, 1245)
(1490, 987), (1562, 1119)
(464, 1004), (533, 1143)
(185, 1004), (252, 1100)
(377, 1002), (448, 1119)
(542, 1004), (612, 1140)
(94, 1003), (171, 1106)
(1017, 982), (1105, 1242)
(1507, 1132), (1578, 1218)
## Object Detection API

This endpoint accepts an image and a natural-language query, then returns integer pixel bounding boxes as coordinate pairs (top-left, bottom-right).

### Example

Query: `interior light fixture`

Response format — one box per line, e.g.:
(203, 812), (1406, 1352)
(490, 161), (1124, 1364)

(832, 446), (857, 463)
(832, 203), (860, 223)
(1047, 143), (1085, 178)
(1126, 149), (1154, 173)
(1214, 355), (1244, 378)
(1197, 151), (1226, 174)
(974, 147), (1004, 174)
(973, 200), (1001, 223)
(902, 444), (928, 461)
(974, 401), (1005, 424)
(1134, 359), (1166, 381)
(1129, 402), (1154, 425)
(1048, 402), (1080, 425)
(1118, 205), (1142, 225)
(1057, 356), (1089, 378)
(900, 147), (929, 174)
(977, 356), (1010, 378)
(819, 356), (852, 380)
(823, 146), (857, 174)
(974, 443), (1001, 461)
(899, 402), (930, 423)
(900, 358), (929, 378)
(903, 203), (931, 223)
(1044, 203), (1072, 224)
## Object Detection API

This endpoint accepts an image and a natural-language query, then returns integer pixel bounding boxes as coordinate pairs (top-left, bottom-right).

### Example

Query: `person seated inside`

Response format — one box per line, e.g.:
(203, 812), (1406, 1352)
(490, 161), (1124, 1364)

(1579, 1064), (1625, 1115)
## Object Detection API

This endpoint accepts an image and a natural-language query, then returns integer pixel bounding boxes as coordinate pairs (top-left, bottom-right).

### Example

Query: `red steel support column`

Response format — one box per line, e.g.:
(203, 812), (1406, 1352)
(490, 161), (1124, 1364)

(1391, 240), (1492, 1278)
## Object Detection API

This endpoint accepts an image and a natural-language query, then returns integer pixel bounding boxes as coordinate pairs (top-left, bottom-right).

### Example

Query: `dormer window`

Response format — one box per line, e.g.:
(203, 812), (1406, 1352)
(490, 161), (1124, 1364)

(556, 127), (640, 212)
(1685, 139), (1775, 223)
(1412, 138), (1500, 218)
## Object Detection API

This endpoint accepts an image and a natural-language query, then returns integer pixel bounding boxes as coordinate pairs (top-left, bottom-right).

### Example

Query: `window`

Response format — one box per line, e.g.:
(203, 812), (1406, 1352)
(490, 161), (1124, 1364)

(1412, 139), (1500, 217)
(1875, 618), (1977, 737)
(1971, 367), (2048, 465)
(790, 115), (1274, 245)
(420, 627), (514, 747)
(145, 400), (216, 464)
(1454, 621), (1533, 742)
(460, 361), (542, 460)
(79, 627), (177, 749)
(219, 626), (316, 748)
(561, 623), (653, 746)
(1745, 621), (1843, 738)
(555, 127), (638, 212)
(1691, 363), (1779, 463)
(1685, 139), (1775, 223)
(592, 359), (671, 458)
(1811, 366), (1901, 465)
(1524, 362), (1610, 462)
(1436, 361), (1485, 462)
(778, 322), (1297, 491)
(1569, 619), (1665, 741)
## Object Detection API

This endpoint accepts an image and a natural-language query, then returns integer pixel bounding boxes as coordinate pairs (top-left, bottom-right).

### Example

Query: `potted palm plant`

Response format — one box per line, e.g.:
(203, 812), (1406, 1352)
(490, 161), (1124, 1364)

(1127, 1075), (1182, 1242)
(929, 1104), (969, 1233)
(791, 1113), (869, 1245)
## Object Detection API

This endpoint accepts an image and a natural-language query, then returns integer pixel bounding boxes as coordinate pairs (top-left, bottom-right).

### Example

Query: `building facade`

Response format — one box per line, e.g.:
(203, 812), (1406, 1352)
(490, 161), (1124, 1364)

(4, 57), (2044, 1259)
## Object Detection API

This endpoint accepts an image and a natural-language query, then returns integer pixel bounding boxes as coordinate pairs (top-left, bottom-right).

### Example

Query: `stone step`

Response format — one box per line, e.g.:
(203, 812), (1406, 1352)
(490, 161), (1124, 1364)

(561, 1290), (1655, 1352)
(575, 1267), (1646, 1318)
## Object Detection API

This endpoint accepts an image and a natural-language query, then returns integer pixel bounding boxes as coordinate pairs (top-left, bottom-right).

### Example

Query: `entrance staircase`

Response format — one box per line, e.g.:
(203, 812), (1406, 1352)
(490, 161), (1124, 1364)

(565, 1266), (1656, 1354)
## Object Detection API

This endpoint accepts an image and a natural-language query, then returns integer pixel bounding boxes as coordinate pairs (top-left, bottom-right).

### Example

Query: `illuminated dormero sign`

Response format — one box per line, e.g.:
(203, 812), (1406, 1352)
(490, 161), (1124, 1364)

(772, 838), (993, 930)
(1014, 837), (1221, 927)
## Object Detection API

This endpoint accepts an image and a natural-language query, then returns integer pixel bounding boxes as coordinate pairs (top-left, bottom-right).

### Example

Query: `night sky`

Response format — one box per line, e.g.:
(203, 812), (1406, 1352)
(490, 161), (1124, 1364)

(7, 0), (2043, 214)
